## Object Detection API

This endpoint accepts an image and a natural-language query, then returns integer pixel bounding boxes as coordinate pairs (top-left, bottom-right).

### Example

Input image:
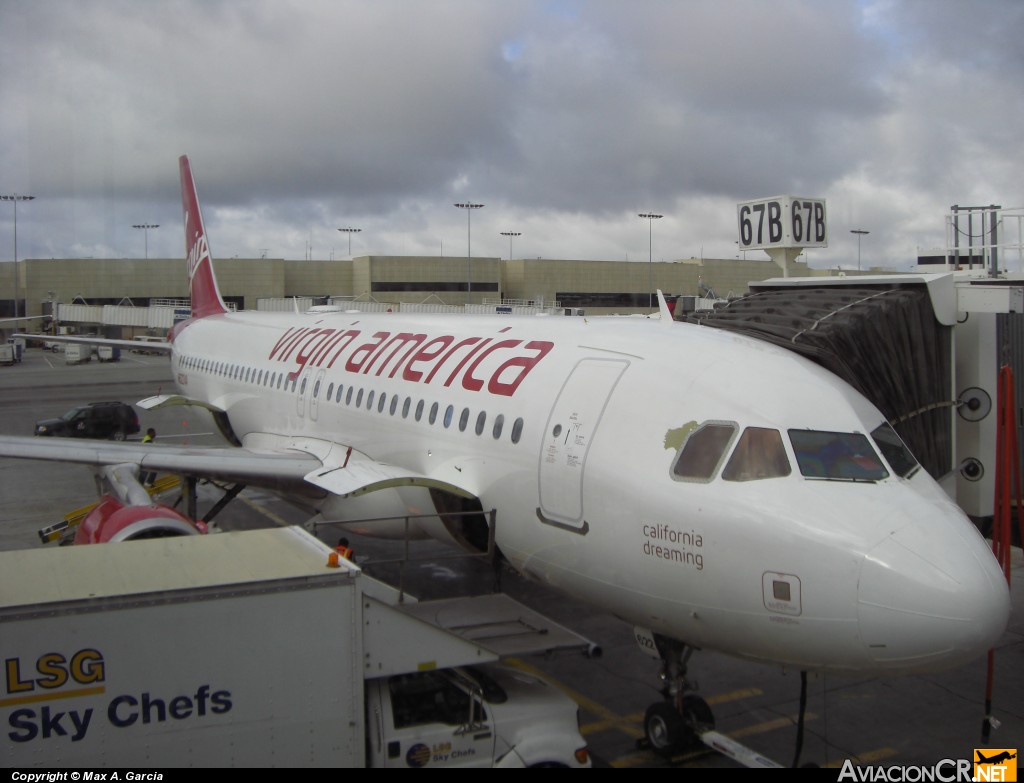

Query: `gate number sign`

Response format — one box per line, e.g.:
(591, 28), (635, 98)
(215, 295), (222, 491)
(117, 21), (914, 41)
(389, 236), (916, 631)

(737, 196), (828, 250)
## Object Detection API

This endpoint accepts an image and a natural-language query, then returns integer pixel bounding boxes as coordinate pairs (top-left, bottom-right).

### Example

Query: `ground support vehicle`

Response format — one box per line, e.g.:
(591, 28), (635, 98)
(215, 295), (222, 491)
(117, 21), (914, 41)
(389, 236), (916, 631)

(63, 343), (91, 364)
(1, 526), (592, 768)
(33, 401), (140, 440)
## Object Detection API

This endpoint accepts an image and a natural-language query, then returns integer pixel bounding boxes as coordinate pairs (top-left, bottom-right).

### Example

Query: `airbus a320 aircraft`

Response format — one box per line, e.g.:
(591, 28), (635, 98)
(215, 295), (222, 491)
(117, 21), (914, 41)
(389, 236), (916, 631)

(2, 157), (1010, 754)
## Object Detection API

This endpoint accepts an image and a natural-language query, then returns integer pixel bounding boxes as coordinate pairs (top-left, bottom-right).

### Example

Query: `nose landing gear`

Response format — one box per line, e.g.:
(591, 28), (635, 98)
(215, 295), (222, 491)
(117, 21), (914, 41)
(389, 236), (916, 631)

(637, 630), (806, 768)
(640, 635), (715, 758)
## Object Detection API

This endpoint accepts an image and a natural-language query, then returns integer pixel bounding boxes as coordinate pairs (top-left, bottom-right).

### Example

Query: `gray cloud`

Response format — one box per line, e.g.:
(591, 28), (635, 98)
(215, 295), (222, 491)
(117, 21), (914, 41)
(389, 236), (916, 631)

(1, 0), (1021, 268)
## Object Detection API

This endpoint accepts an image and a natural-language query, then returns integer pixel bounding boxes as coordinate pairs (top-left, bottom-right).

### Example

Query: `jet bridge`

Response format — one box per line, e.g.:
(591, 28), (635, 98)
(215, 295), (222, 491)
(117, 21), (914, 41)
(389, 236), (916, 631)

(682, 272), (1024, 521)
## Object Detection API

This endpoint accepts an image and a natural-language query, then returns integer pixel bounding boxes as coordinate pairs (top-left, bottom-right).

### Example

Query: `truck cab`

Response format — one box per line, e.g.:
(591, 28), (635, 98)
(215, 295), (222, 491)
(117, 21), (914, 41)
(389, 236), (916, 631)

(367, 664), (589, 768)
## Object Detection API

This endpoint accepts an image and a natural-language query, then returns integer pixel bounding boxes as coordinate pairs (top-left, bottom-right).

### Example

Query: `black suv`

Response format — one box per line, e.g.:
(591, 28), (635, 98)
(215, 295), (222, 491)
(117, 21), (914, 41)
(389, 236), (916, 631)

(34, 402), (141, 440)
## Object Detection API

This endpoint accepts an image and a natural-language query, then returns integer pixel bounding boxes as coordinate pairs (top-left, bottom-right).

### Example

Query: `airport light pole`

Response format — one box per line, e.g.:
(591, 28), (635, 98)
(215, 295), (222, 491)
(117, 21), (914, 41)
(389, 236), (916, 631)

(454, 202), (484, 301)
(500, 231), (521, 261)
(2, 194), (35, 321)
(850, 229), (870, 272)
(638, 212), (663, 308)
(132, 223), (159, 260)
(338, 227), (361, 257)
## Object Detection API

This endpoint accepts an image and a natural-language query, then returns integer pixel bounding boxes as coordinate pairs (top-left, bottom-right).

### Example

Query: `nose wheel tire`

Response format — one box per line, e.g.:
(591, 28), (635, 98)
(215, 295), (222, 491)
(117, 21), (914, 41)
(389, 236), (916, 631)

(644, 696), (714, 758)
(644, 702), (684, 757)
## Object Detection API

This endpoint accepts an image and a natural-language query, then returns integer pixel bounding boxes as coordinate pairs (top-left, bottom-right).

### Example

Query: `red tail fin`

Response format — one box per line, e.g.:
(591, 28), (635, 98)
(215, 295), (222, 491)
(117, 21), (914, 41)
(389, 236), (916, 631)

(179, 155), (228, 319)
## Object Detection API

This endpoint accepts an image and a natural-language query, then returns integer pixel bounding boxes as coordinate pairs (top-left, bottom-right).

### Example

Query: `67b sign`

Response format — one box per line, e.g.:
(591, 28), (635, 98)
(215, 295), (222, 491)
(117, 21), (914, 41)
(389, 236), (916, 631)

(737, 196), (828, 250)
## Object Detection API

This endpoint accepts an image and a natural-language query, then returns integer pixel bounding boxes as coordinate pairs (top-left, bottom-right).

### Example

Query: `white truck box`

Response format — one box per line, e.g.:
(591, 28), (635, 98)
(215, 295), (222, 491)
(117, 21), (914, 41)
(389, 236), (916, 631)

(1, 527), (591, 768)
(97, 345), (121, 362)
(63, 343), (91, 364)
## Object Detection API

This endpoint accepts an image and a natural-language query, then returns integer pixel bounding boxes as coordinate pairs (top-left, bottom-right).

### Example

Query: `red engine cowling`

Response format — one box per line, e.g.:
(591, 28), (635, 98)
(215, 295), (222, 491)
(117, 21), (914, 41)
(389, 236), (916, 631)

(75, 495), (207, 544)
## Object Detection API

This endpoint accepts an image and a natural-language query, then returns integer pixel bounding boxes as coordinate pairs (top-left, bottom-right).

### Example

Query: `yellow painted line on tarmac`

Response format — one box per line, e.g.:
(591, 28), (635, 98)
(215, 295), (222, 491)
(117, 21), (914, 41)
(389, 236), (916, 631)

(608, 713), (819, 768)
(505, 657), (842, 770)
(706, 687), (763, 705)
(823, 747), (899, 768)
(605, 688), (764, 732)
(729, 713), (816, 739)
(611, 745), (711, 769)
(504, 658), (644, 740)
(238, 494), (294, 527)
(505, 658), (805, 768)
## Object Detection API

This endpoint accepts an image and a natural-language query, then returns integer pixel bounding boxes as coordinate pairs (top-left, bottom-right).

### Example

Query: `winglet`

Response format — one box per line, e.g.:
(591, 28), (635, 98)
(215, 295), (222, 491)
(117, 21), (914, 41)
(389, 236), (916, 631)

(179, 155), (228, 319)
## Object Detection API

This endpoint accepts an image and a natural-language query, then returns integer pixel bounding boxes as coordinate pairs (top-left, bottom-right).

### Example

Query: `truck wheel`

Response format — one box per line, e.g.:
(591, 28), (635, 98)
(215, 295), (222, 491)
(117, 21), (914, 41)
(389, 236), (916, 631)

(112, 430), (126, 441)
(644, 701), (684, 758)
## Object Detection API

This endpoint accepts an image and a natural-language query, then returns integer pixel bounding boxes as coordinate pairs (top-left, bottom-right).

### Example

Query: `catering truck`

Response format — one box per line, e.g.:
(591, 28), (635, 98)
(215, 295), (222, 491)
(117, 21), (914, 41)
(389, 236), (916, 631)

(0, 527), (592, 768)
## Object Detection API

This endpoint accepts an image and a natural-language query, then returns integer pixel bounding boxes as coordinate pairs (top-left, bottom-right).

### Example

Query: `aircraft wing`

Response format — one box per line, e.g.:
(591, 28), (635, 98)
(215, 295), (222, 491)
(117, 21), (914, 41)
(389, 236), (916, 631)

(13, 333), (172, 353)
(0, 435), (474, 500)
(0, 435), (320, 489)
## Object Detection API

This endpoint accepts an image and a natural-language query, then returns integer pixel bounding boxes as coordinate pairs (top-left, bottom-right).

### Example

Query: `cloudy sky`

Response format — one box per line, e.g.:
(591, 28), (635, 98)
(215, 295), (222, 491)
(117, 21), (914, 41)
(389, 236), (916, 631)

(1, 0), (1022, 272)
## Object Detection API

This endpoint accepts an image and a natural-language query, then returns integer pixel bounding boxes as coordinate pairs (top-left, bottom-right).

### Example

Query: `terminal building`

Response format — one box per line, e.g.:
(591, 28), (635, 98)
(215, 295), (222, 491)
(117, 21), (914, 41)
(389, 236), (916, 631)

(3, 253), (849, 331)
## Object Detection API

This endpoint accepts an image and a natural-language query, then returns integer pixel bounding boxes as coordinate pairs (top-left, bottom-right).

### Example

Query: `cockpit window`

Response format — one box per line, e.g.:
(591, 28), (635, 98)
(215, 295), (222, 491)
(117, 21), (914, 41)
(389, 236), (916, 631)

(871, 422), (920, 479)
(723, 427), (791, 482)
(672, 423), (737, 481)
(788, 430), (888, 481)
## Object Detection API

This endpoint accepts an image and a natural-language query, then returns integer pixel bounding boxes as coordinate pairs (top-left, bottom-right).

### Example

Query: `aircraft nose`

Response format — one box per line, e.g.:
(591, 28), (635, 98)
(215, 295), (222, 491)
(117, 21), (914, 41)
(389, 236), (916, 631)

(858, 517), (1009, 671)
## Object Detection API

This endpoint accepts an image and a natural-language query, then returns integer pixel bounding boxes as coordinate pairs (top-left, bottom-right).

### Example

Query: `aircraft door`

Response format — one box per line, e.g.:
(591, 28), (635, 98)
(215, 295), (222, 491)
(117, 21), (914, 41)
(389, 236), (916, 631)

(538, 357), (629, 533)
(295, 367), (314, 418)
(309, 369), (326, 421)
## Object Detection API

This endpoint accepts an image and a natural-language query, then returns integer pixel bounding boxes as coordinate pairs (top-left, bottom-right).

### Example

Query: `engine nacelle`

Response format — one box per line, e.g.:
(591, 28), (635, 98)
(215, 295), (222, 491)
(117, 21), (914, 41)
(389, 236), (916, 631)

(75, 495), (206, 544)
(315, 486), (491, 554)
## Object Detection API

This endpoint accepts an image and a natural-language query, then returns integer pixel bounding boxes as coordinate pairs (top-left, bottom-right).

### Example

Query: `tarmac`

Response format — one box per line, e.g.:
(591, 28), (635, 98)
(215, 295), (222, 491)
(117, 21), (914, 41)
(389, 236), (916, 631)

(1, 346), (1021, 769)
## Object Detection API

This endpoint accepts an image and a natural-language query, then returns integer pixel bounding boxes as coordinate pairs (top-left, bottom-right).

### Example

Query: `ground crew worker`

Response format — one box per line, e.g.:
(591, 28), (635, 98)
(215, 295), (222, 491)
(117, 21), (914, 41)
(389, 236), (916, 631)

(141, 428), (157, 486)
(335, 537), (354, 560)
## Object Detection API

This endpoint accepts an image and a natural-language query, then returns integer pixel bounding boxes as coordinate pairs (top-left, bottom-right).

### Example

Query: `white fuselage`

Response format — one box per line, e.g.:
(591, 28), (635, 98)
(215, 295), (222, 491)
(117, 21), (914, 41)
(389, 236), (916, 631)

(169, 309), (1010, 674)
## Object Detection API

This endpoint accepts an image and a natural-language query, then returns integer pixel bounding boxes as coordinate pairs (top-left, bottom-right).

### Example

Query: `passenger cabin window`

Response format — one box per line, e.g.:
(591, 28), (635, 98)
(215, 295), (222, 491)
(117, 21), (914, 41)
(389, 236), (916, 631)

(722, 427), (791, 482)
(672, 423), (737, 482)
(788, 430), (888, 481)
(871, 422), (920, 479)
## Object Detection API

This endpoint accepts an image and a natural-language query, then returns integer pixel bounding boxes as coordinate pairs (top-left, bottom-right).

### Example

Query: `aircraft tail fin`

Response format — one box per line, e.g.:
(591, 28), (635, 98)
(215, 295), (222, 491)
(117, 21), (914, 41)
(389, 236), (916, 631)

(179, 155), (228, 319)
